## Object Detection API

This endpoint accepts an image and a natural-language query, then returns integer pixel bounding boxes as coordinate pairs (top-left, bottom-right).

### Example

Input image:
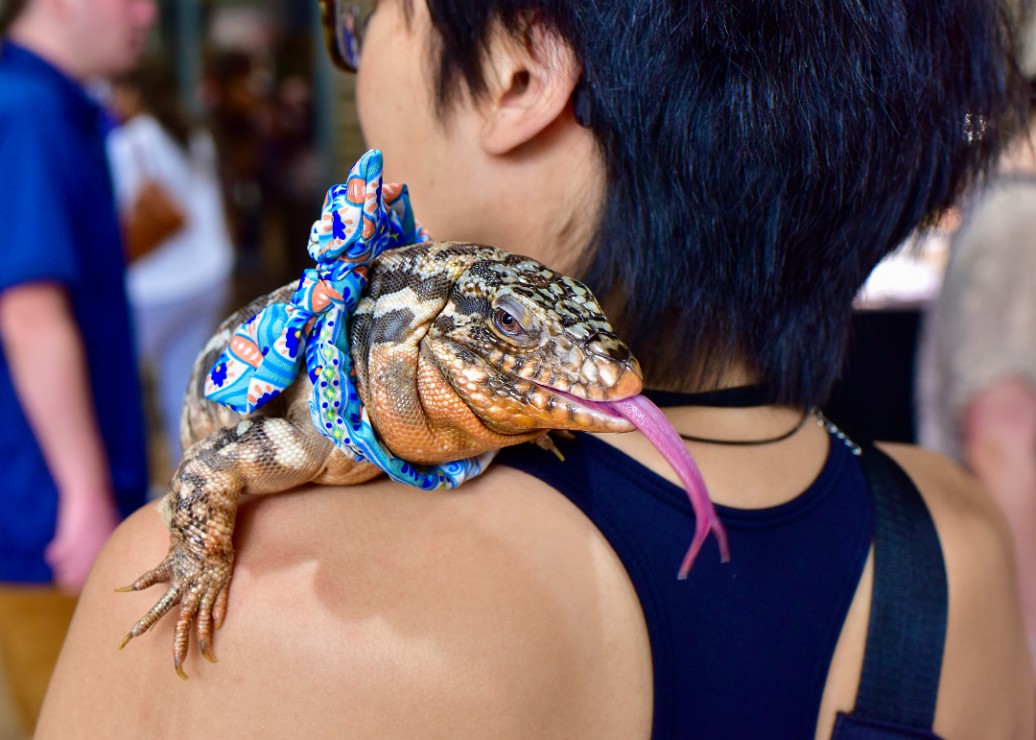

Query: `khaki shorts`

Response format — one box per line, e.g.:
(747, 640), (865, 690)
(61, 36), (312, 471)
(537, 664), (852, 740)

(0, 585), (76, 736)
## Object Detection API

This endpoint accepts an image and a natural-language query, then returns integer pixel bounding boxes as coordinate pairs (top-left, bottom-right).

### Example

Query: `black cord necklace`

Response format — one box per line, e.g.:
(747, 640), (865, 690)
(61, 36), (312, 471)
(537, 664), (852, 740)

(677, 407), (814, 446)
(644, 384), (813, 447)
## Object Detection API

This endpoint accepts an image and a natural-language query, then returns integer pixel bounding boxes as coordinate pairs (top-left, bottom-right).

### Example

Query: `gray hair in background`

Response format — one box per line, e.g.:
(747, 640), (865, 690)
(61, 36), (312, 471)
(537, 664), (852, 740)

(1015, 0), (1036, 77)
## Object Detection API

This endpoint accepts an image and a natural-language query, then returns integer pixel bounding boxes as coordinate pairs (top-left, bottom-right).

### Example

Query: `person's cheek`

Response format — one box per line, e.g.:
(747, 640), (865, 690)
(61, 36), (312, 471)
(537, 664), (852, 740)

(354, 71), (378, 145)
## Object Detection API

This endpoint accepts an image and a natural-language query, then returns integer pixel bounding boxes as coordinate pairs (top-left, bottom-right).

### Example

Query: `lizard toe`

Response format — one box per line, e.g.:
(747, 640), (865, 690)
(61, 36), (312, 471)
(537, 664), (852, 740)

(118, 540), (235, 678)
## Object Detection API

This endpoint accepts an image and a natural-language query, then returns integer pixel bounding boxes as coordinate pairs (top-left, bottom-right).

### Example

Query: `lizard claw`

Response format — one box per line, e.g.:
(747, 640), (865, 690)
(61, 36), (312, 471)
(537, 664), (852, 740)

(196, 581), (227, 664)
(117, 558), (173, 593)
(212, 582), (230, 630)
(116, 555), (181, 651)
(174, 655), (189, 681)
(119, 543), (234, 677)
(199, 637), (218, 664)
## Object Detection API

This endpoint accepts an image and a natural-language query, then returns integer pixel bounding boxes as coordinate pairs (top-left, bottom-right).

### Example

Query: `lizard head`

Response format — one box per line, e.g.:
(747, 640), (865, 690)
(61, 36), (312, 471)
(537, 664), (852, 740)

(425, 252), (643, 436)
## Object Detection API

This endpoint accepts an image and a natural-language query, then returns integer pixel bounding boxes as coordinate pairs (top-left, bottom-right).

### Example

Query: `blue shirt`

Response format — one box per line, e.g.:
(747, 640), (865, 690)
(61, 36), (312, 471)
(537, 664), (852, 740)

(0, 41), (148, 583)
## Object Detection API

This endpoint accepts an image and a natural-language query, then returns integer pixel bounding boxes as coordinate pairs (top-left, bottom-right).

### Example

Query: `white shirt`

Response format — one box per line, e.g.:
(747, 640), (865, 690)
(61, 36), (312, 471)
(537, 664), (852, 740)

(108, 114), (235, 305)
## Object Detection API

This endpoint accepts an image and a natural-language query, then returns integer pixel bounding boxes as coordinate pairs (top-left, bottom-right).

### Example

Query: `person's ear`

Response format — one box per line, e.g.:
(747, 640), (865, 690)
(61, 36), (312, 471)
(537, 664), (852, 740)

(479, 22), (583, 155)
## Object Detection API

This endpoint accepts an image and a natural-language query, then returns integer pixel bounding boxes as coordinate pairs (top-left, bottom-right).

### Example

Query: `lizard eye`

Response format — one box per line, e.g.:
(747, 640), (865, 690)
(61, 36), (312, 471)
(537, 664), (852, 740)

(493, 308), (524, 337)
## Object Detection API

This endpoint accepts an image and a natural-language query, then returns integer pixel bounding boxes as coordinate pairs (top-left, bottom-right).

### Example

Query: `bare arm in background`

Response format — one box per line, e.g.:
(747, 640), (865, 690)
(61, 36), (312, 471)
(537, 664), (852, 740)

(962, 376), (1036, 670)
(0, 282), (120, 592)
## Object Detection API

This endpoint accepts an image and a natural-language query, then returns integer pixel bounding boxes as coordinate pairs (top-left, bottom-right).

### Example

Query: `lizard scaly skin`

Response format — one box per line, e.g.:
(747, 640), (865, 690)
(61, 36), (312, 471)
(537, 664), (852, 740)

(119, 241), (644, 678)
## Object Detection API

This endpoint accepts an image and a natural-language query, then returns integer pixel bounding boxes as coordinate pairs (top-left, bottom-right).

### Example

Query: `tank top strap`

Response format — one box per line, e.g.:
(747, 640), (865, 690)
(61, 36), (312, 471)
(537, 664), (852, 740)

(832, 444), (947, 739)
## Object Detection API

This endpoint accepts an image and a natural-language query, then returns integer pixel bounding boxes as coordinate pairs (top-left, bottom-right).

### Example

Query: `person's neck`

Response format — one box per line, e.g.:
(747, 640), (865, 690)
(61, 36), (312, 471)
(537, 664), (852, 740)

(471, 115), (603, 276)
(9, 21), (88, 81)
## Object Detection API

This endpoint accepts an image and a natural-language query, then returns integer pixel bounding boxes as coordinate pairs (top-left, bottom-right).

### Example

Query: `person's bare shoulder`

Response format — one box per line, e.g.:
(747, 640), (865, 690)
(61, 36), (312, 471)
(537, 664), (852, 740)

(38, 465), (652, 739)
(879, 443), (1035, 738)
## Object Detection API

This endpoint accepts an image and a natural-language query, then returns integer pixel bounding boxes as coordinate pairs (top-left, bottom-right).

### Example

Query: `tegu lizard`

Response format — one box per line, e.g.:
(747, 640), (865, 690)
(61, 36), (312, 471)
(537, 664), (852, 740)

(118, 241), (728, 678)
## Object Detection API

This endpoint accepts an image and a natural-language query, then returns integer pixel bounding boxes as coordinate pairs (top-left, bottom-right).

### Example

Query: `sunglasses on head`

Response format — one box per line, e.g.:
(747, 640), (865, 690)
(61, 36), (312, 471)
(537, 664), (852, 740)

(319, 0), (372, 73)
(319, 0), (594, 127)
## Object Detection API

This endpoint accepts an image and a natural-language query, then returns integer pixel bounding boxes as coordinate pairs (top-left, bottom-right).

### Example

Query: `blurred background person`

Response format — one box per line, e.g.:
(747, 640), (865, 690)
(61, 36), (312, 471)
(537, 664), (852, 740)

(108, 57), (235, 477)
(917, 69), (1036, 671)
(0, 0), (155, 735)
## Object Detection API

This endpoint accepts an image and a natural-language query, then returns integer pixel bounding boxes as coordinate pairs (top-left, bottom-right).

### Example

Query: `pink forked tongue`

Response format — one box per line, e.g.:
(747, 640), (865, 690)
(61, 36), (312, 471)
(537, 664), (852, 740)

(610, 394), (730, 578)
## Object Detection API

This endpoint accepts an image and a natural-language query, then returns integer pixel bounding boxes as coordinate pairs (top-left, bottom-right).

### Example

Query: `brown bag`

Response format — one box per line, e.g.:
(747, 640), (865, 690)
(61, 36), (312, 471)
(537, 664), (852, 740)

(124, 178), (186, 262)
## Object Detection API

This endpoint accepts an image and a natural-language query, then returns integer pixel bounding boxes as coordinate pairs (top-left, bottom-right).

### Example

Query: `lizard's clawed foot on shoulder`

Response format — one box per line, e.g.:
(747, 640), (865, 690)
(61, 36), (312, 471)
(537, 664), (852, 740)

(118, 542), (234, 680)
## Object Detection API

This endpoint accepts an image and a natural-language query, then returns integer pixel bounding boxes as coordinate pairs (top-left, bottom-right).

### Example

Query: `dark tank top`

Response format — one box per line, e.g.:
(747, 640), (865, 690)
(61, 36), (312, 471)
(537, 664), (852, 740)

(496, 429), (872, 739)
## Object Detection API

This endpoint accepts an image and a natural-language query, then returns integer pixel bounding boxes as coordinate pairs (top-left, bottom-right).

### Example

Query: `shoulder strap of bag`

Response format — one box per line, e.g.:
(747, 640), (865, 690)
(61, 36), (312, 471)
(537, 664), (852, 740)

(832, 444), (948, 739)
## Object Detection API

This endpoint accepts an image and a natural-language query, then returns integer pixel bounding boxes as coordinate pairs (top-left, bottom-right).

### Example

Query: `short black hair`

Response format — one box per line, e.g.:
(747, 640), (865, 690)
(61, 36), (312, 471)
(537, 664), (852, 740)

(420, 0), (1028, 407)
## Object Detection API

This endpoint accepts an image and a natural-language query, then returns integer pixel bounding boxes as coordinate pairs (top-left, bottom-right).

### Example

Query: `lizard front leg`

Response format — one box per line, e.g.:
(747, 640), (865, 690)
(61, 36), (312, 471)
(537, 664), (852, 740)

(118, 416), (336, 679)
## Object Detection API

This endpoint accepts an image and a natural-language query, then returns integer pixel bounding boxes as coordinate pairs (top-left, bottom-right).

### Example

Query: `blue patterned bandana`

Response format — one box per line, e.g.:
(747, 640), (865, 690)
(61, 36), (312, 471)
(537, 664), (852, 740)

(204, 150), (494, 490)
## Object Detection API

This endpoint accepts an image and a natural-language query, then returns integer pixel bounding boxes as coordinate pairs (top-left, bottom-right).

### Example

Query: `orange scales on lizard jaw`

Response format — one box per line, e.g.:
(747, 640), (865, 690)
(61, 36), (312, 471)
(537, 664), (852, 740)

(347, 244), (642, 466)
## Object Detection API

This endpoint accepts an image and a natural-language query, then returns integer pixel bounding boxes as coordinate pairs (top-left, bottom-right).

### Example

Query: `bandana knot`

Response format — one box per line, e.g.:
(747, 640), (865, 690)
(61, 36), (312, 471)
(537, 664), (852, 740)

(204, 149), (494, 490)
